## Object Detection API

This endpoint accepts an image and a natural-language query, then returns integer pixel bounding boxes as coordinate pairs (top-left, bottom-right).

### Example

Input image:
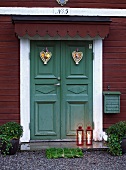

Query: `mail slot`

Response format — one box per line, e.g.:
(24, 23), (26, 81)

(103, 91), (121, 113)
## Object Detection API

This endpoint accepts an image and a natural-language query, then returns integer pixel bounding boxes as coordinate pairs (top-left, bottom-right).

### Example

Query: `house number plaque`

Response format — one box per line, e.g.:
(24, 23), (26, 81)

(53, 8), (70, 15)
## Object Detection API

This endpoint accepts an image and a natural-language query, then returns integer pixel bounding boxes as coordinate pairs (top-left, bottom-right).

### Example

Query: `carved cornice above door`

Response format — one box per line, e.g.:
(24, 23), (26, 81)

(12, 16), (111, 38)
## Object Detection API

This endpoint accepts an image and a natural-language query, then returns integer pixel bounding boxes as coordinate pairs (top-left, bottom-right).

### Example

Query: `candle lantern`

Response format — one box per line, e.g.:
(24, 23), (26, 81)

(86, 126), (93, 145)
(76, 125), (84, 146)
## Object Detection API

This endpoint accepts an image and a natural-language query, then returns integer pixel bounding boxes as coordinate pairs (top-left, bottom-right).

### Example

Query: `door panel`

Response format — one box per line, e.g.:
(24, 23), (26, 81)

(61, 41), (93, 139)
(35, 102), (58, 136)
(30, 40), (93, 140)
(65, 46), (87, 79)
(30, 41), (60, 140)
(66, 102), (88, 136)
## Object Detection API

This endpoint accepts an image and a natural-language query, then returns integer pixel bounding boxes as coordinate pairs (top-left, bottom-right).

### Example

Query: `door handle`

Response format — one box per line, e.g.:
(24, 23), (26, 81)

(54, 83), (60, 86)
(57, 77), (61, 80)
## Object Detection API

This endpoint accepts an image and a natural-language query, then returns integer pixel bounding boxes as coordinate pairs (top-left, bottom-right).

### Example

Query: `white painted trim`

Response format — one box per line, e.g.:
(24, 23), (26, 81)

(20, 39), (30, 142)
(20, 37), (103, 142)
(93, 39), (103, 141)
(0, 7), (126, 16)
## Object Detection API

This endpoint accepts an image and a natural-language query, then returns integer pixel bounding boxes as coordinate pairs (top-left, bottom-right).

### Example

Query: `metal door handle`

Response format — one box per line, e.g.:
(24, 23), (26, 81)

(54, 83), (60, 86)
(57, 77), (61, 80)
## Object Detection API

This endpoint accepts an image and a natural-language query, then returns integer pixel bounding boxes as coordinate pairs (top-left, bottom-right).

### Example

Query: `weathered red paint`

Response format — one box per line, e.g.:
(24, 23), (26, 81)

(0, 3), (126, 129)
(103, 17), (126, 129)
(14, 22), (110, 38)
(0, 16), (20, 125)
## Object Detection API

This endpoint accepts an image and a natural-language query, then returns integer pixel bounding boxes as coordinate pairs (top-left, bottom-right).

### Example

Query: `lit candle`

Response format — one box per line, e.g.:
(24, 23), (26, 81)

(87, 133), (90, 144)
(78, 133), (82, 144)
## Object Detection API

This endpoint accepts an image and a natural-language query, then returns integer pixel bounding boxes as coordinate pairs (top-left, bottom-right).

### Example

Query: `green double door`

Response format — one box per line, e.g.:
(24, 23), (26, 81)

(30, 40), (93, 140)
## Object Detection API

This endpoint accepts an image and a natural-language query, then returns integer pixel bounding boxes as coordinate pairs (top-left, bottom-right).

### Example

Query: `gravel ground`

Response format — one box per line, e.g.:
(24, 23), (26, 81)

(0, 150), (126, 170)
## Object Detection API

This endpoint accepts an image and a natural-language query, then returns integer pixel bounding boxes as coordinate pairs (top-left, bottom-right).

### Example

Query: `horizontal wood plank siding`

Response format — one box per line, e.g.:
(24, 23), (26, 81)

(0, 0), (126, 8)
(0, 14), (126, 130)
(103, 17), (126, 129)
(0, 16), (20, 125)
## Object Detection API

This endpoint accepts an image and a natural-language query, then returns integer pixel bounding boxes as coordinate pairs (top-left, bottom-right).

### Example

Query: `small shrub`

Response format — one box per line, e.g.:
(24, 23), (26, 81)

(0, 122), (23, 139)
(0, 122), (23, 156)
(106, 121), (126, 156)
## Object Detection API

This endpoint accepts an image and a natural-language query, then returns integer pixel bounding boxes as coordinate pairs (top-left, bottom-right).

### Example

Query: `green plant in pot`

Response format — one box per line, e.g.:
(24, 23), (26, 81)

(0, 122), (23, 156)
(106, 121), (126, 156)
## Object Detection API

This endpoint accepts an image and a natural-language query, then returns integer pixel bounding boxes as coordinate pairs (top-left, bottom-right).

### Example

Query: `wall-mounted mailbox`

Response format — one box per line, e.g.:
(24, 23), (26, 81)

(103, 91), (121, 113)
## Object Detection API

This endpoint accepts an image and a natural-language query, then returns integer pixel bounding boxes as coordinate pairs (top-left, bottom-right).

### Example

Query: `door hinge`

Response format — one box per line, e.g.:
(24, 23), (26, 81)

(89, 44), (92, 49)
(29, 123), (31, 130)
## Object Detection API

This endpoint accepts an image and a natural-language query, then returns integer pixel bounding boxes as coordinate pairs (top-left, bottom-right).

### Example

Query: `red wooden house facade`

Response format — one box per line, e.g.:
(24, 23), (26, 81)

(0, 0), (126, 142)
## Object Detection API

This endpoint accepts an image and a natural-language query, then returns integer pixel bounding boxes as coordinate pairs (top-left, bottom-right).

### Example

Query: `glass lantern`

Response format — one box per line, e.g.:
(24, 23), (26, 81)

(76, 125), (84, 146)
(86, 126), (93, 145)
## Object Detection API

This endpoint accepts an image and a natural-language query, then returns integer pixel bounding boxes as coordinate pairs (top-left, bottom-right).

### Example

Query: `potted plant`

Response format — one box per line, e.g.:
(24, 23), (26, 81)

(106, 121), (126, 156)
(0, 122), (23, 156)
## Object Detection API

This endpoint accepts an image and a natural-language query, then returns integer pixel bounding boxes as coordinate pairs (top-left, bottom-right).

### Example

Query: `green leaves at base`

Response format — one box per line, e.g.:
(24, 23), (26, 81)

(107, 134), (122, 156)
(106, 121), (126, 156)
(46, 148), (83, 159)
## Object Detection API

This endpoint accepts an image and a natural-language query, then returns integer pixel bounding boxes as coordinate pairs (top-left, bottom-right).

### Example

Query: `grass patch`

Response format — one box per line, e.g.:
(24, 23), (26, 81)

(46, 148), (83, 159)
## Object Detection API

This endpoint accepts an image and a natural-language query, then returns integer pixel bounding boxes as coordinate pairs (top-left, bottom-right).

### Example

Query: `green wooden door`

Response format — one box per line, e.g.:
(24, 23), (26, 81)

(30, 40), (93, 140)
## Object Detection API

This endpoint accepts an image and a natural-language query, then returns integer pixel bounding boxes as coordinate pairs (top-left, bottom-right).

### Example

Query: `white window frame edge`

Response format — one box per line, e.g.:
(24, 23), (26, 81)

(20, 38), (103, 142)
(93, 39), (103, 141)
(0, 7), (126, 16)
(20, 39), (30, 142)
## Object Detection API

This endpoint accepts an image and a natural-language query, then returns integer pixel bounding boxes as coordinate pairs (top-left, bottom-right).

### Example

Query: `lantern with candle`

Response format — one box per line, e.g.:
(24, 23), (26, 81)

(86, 126), (93, 145)
(76, 125), (84, 146)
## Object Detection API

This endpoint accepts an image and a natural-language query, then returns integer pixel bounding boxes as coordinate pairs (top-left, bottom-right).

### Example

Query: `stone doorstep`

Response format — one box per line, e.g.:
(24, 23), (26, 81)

(20, 141), (108, 151)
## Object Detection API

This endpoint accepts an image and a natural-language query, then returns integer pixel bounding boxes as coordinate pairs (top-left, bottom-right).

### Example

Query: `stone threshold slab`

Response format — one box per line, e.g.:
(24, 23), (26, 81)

(20, 141), (108, 151)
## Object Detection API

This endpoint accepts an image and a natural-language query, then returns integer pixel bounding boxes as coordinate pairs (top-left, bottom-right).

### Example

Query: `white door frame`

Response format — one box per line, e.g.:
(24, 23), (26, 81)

(20, 37), (103, 142)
